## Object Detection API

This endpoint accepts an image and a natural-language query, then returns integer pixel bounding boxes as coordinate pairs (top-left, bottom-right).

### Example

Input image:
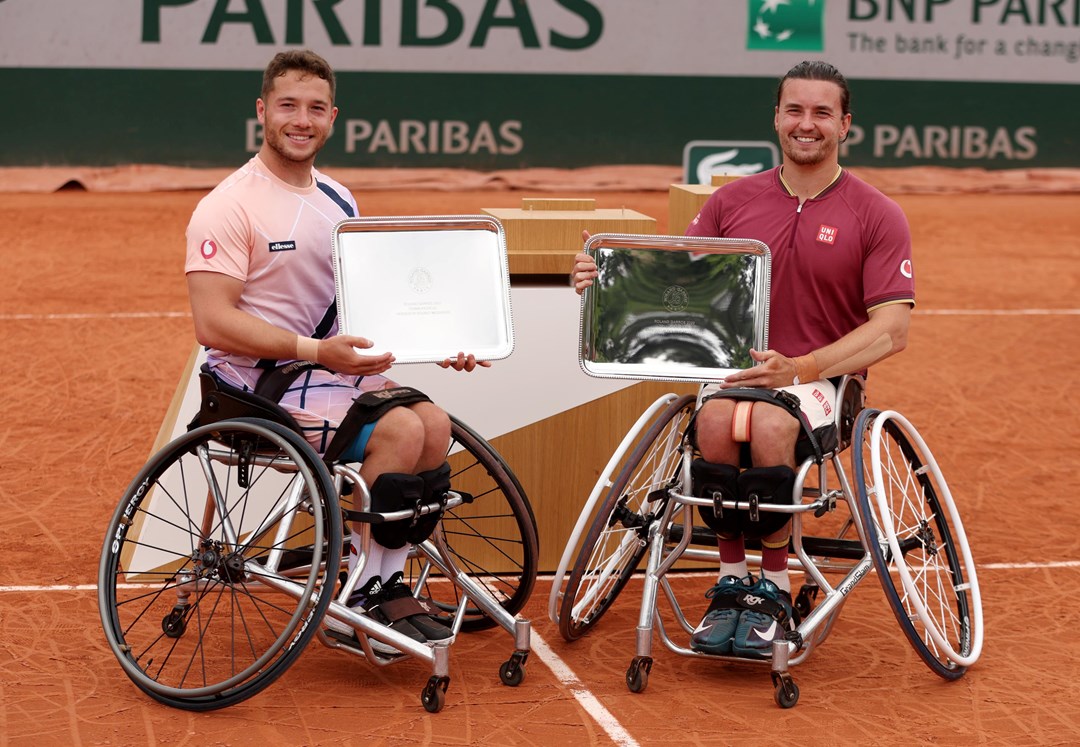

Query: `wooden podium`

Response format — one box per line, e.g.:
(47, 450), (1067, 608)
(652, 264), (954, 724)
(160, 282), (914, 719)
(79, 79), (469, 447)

(667, 174), (739, 236)
(482, 198), (655, 275)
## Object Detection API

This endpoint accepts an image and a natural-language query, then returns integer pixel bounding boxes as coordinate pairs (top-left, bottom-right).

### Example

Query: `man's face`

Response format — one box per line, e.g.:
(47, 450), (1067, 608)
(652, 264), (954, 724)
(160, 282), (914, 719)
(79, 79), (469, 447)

(773, 78), (851, 166)
(257, 70), (337, 165)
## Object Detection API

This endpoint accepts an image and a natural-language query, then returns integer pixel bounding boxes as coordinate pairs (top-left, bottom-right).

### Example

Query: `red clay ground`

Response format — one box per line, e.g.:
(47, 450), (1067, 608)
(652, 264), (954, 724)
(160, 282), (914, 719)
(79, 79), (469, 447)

(1, 180), (1078, 745)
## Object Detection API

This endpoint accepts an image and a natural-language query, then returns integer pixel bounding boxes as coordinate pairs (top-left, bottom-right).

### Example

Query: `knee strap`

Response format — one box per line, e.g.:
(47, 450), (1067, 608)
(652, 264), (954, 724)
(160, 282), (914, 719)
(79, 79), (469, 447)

(368, 472), (426, 550)
(692, 459), (741, 539)
(323, 387), (432, 465)
(406, 462), (451, 544)
(737, 466), (796, 540)
(731, 401), (754, 442)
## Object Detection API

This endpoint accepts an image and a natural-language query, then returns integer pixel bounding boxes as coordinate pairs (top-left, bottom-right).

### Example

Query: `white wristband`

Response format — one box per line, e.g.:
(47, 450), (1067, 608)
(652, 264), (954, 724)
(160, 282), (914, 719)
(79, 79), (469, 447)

(296, 335), (320, 363)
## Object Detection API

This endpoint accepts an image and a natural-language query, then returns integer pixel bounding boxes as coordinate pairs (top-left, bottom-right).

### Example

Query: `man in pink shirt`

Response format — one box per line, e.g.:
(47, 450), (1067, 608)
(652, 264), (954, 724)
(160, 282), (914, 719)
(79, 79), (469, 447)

(186, 50), (485, 655)
(571, 61), (914, 658)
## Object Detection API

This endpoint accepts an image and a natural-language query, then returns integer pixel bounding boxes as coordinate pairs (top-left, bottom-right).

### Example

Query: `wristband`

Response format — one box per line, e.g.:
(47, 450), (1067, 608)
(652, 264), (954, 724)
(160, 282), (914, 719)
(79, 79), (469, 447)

(296, 335), (321, 363)
(792, 353), (819, 386)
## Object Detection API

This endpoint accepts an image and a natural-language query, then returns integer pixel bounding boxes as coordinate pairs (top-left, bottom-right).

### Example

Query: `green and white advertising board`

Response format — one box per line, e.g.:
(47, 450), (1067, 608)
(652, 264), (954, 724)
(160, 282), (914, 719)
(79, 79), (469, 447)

(0, 0), (1077, 168)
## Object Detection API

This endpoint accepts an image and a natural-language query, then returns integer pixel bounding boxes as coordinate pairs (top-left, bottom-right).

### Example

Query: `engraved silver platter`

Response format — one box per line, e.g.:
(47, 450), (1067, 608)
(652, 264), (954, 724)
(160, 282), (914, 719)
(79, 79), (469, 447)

(580, 234), (770, 382)
(332, 215), (513, 363)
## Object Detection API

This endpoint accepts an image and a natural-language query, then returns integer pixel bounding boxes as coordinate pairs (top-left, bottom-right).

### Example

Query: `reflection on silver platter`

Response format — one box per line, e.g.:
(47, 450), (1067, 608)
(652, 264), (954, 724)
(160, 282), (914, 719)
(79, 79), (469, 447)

(332, 215), (514, 363)
(580, 234), (770, 382)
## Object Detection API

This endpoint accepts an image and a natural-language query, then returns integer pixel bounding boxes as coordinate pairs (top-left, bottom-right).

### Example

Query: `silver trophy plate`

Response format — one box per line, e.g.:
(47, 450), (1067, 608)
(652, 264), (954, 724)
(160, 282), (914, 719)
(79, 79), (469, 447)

(580, 234), (771, 382)
(332, 215), (514, 363)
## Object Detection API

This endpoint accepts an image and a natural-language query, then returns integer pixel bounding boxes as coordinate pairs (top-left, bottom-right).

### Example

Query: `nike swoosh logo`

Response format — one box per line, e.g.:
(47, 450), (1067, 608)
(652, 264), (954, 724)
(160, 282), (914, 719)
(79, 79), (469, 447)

(749, 620), (779, 643)
(693, 622), (716, 635)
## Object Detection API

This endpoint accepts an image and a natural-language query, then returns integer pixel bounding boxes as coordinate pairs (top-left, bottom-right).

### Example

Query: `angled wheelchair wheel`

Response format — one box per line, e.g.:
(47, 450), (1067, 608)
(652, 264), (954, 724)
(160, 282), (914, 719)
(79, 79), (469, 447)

(98, 418), (342, 710)
(405, 416), (538, 632)
(558, 394), (697, 641)
(854, 409), (983, 679)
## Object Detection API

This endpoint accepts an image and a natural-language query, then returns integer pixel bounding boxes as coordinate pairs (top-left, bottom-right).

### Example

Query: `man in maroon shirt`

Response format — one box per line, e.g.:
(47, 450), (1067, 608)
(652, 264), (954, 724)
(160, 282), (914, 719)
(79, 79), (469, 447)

(570, 61), (914, 658)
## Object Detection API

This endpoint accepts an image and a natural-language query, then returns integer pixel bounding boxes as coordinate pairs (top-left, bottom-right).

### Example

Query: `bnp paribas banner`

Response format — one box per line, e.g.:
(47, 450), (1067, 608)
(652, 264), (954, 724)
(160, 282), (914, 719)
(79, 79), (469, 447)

(1, 0), (1077, 168)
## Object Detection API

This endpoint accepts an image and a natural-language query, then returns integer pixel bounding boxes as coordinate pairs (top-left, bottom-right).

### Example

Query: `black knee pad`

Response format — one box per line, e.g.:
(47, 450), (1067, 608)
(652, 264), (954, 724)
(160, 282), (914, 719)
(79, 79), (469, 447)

(693, 459), (741, 539)
(369, 472), (426, 549)
(737, 466), (796, 540)
(407, 461), (450, 544)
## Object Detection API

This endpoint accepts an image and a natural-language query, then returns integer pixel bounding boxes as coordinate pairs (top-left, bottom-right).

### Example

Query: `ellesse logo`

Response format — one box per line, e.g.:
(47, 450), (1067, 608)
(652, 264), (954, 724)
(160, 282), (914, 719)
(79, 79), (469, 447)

(269, 240), (297, 252)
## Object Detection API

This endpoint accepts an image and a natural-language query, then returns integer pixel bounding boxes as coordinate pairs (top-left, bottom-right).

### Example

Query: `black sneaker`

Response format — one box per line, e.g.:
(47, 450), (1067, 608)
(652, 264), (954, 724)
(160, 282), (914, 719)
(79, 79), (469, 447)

(325, 575), (428, 655)
(382, 571), (454, 642)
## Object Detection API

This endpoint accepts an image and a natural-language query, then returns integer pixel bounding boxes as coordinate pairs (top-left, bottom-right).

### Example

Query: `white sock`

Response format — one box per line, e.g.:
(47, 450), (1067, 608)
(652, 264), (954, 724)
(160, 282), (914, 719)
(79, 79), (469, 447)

(351, 540), (383, 592)
(720, 560), (749, 581)
(761, 567), (791, 593)
(379, 544), (412, 583)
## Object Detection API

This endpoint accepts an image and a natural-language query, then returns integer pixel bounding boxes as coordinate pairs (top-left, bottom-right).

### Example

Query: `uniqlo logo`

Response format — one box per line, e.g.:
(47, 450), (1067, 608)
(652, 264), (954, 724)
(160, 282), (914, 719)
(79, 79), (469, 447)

(816, 224), (838, 244)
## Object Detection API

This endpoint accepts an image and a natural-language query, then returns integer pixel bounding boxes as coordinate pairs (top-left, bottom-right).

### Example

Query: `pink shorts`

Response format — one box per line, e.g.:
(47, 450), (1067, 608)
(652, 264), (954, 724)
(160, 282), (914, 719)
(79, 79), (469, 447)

(210, 361), (396, 454)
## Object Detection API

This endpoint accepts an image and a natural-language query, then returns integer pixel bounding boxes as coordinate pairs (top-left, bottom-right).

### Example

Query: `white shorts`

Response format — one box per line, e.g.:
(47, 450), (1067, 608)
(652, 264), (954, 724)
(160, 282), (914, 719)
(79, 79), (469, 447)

(701, 379), (837, 431)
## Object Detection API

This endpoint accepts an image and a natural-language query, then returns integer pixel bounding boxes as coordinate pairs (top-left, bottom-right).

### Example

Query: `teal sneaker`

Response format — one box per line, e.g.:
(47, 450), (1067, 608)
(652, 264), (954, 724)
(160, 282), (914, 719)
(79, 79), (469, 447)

(731, 577), (795, 659)
(690, 575), (752, 655)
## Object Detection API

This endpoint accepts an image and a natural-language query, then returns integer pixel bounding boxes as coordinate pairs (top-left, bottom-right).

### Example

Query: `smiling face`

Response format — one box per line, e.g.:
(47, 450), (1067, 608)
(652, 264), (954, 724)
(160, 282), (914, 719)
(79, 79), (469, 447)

(256, 69), (337, 184)
(773, 77), (851, 168)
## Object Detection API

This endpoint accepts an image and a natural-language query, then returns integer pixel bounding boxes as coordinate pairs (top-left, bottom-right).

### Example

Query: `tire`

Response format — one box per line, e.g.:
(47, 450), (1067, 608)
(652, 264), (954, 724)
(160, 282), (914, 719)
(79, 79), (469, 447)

(558, 394), (697, 641)
(404, 416), (538, 632)
(98, 419), (341, 710)
(853, 409), (983, 679)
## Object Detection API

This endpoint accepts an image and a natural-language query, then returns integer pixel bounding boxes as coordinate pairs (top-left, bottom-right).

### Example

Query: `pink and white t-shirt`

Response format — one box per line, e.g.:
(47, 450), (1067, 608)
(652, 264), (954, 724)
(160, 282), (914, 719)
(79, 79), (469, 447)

(185, 154), (358, 371)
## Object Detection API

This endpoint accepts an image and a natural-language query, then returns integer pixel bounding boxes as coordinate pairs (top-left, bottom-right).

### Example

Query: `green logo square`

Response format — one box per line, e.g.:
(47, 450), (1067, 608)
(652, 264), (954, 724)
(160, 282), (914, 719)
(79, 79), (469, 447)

(747, 0), (824, 52)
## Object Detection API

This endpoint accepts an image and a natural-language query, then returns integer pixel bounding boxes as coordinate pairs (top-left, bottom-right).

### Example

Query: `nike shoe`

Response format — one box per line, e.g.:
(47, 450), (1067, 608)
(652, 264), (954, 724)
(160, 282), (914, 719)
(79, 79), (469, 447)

(381, 571), (454, 643)
(731, 577), (795, 659)
(689, 575), (753, 655)
(324, 575), (428, 655)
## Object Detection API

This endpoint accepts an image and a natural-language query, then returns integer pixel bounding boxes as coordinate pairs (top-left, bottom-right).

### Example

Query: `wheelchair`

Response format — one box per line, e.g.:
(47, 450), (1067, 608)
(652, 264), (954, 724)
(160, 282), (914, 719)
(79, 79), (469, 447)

(98, 367), (538, 713)
(548, 375), (983, 708)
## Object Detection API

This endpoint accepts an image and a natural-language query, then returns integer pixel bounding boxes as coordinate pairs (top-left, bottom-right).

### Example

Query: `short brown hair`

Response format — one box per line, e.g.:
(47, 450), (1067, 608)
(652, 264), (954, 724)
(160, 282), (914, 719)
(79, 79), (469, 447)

(777, 60), (850, 116)
(261, 49), (336, 103)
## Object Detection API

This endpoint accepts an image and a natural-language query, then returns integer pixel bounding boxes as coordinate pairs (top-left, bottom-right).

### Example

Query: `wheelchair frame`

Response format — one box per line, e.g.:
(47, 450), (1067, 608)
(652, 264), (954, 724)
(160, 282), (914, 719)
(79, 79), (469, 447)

(98, 382), (537, 713)
(549, 376), (983, 708)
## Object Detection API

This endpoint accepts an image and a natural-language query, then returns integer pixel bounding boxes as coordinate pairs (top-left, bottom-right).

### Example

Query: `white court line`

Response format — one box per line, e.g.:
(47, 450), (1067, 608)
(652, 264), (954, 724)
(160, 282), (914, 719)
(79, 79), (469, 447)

(0, 311), (191, 320)
(1, 309), (1078, 322)
(2, 559), (1078, 593)
(530, 632), (640, 747)
(7, 561), (1078, 746)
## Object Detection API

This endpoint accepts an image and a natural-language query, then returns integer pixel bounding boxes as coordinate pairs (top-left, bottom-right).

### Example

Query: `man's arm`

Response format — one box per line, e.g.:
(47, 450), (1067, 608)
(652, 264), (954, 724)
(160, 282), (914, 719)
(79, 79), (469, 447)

(187, 270), (395, 376)
(720, 302), (911, 389)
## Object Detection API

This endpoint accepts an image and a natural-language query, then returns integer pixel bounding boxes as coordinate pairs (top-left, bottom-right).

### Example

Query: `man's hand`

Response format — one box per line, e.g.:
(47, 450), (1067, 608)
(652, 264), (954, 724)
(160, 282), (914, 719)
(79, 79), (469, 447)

(438, 352), (492, 372)
(319, 335), (395, 376)
(718, 348), (798, 389)
(570, 230), (597, 295)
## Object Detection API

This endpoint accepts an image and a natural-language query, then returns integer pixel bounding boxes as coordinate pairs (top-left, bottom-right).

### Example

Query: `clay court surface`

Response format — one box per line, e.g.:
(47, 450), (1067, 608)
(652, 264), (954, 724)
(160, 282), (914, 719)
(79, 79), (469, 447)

(1, 171), (1078, 745)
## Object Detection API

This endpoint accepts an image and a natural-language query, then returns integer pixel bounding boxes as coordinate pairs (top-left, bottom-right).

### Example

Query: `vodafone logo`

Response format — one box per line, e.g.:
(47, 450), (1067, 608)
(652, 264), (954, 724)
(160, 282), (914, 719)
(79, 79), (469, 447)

(900, 259), (913, 278)
(200, 240), (218, 260)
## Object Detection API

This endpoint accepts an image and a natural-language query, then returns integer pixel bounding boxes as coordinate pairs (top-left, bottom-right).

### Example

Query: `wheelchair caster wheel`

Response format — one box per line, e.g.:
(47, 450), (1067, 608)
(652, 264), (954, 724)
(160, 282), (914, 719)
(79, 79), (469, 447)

(795, 584), (818, 619)
(421, 675), (450, 713)
(161, 607), (187, 639)
(499, 651), (528, 687)
(626, 656), (652, 693)
(771, 671), (799, 709)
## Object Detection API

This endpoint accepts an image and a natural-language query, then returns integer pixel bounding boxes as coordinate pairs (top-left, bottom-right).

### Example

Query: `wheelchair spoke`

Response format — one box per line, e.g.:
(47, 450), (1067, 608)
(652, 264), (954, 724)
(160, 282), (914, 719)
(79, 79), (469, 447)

(99, 419), (340, 709)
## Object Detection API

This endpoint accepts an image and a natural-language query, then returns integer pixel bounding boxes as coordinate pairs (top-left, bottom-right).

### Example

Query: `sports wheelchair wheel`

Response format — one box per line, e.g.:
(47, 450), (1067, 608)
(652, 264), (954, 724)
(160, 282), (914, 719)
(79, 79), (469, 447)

(854, 409), (983, 678)
(98, 419), (342, 710)
(558, 394), (697, 641)
(405, 416), (538, 632)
